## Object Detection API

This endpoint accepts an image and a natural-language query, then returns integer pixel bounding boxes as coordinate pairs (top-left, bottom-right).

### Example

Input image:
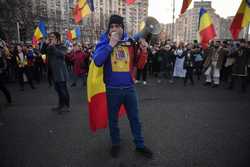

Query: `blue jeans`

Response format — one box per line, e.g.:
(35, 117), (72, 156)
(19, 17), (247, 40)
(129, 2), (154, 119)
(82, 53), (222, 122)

(106, 86), (144, 148)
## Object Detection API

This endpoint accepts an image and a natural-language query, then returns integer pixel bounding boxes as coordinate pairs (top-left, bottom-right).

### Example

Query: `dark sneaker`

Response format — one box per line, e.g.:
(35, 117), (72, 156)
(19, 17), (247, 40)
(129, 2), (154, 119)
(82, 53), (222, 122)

(110, 145), (120, 158)
(57, 106), (70, 114)
(51, 106), (61, 112)
(135, 146), (153, 159)
(212, 84), (219, 88)
(71, 83), (76, 87)
(203, 82), (211, 86)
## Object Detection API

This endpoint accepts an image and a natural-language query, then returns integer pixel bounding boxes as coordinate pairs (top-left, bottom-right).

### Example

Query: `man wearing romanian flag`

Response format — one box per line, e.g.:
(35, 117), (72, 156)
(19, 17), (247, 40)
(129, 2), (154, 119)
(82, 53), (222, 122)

(92, 14), (153, 159)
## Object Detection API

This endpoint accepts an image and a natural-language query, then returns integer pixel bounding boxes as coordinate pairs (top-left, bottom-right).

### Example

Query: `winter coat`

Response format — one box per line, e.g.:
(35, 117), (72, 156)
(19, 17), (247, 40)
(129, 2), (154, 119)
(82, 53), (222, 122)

(42, 44), (69, 82)
(232, 47), (249, 76)
(68, 50), (86, 76)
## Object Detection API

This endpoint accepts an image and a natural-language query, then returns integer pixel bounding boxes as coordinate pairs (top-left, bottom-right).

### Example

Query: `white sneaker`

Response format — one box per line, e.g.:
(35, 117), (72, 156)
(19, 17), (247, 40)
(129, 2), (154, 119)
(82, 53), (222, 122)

(134, 80), (140, 84)
(143, 81), (147, 85)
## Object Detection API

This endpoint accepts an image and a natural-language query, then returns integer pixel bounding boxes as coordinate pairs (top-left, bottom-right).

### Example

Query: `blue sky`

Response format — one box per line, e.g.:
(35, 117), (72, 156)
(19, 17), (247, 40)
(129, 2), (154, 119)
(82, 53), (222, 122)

(148, 0), (242, 24)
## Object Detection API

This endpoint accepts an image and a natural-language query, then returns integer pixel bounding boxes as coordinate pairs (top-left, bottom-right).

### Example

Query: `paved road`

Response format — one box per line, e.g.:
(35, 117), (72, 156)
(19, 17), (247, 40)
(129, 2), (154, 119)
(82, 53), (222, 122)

(0, 78), (250, 167)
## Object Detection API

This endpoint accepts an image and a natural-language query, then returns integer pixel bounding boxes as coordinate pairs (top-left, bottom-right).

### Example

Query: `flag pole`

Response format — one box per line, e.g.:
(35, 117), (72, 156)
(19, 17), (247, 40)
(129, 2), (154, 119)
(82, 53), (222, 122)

(172, 0), (175, 41)
(17, 21), (20, 43)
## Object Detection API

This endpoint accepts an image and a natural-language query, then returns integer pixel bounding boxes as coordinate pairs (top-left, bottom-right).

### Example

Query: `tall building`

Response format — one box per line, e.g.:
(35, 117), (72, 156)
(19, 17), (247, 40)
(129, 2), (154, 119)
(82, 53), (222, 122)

(173, 1), (246, 43)
(93, 0), (148, 36)
(174, 1), (221, 42)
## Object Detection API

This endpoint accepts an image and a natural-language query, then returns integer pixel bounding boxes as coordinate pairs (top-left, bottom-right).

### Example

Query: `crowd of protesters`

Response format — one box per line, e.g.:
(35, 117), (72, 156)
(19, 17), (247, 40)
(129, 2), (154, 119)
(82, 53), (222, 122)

(0, 37), (93, 110)
(0, 37), (250, 109)
(135, 39), (250, 93)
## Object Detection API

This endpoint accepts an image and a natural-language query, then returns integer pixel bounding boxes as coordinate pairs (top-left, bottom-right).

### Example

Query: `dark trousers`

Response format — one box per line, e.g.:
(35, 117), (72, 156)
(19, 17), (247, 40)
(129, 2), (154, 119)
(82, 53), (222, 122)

(136, 64), (148, 81)
(184, 68), (194, 85)
(230, 76), (247, 92)
(0, 77), (11, 103)
(106, 86), (144, 148)
(54, 81), (70, 107)
(47, 66), (53, 86)
(248, 67), (250, 84)
(17, 67), (34, 89)
(195, 61), (203, 80)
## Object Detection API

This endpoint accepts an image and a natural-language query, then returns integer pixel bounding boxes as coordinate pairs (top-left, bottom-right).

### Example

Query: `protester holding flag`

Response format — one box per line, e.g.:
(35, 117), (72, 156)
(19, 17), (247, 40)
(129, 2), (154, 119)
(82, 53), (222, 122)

(41, 32), (70, 114)
(89, 14), (153, 159)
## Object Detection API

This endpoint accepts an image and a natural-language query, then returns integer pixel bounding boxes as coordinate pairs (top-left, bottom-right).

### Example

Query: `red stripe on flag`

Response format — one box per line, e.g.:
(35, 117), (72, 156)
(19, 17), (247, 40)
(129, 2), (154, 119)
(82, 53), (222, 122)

(199, 24), (216, 49)
(180, 0), (192, 14)
(66, 31), (72, 40)
(88, 93), (108, 132)
(73, 4), (82, 23)
(230, 13), (244, 40)
(126, 0), (136, 5)
(88, 93), (126, 132)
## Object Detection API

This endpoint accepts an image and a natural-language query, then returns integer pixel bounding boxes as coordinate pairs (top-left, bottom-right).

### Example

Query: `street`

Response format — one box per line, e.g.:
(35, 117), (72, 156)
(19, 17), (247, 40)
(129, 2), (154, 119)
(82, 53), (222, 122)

(0, 78), (250, 167)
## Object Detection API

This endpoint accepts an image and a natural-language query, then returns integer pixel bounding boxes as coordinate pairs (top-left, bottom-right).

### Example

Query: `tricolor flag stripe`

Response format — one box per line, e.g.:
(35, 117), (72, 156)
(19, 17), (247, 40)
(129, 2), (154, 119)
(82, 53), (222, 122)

(230, 0), (250, 39)
(126, 0), (136, 5)
(180, 0), (192, 15)
(74, 0), (94, 23)
(198, 8), (216, 48)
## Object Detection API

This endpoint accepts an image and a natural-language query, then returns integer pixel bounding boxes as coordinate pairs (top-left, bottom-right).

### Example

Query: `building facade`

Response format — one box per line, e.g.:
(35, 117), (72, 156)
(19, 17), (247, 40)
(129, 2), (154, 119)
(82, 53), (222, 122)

(173, 1), (245, 43)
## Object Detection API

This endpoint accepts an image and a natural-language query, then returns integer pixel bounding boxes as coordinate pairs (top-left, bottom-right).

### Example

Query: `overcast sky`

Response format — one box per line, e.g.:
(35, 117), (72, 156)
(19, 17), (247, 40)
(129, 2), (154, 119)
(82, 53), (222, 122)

(148, 0), (242, 24)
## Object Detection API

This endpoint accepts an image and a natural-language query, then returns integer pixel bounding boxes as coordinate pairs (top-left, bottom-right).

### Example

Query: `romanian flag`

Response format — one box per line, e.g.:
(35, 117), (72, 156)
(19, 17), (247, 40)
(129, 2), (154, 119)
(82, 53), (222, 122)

(73, 0), (94, 23)
(66, 27), (81, 40)
(87, 61), (126, 132)
(126, 0), (136, 5)
(32, 21), (47, 47)
(230, 0), (250, 40)
(180, 0), (192, 15)
(198, 7), (216, 48)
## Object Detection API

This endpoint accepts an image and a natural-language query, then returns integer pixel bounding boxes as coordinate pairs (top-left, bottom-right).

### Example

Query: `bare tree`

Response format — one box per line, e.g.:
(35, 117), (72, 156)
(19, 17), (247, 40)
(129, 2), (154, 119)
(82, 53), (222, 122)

(0, 0), (38, 42)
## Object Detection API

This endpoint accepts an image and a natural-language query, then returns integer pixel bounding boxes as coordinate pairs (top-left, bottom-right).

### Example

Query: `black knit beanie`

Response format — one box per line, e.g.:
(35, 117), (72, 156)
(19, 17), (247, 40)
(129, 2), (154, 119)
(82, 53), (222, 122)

(108, 14), (124, 31)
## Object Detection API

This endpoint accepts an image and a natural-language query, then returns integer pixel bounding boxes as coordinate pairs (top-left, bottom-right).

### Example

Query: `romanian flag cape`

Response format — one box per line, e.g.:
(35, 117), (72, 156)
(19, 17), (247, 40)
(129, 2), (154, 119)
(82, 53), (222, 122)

(73, 0), (94, 23)
(198, 7), (216, 49)
(87, 61), (126, 132)
(180, 0), (192, 15)
(230, 0), (250, 40)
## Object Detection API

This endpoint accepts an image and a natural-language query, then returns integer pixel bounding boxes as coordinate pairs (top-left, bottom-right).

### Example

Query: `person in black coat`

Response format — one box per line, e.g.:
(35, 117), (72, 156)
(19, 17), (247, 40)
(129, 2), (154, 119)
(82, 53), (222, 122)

(0, 43), (12, 105)
(229, 39), (249, 93)
(41, 32), (70, 113)
(183, 43), (195, 86)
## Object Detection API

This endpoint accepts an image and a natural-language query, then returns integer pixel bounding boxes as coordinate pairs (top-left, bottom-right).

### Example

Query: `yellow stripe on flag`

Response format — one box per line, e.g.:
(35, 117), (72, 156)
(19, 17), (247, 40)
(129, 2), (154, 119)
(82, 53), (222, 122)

(199, 13), (213, 31)
(87, 61), (106, 102)
(241, 0), (250, 27)
(34, 27), (43, 40)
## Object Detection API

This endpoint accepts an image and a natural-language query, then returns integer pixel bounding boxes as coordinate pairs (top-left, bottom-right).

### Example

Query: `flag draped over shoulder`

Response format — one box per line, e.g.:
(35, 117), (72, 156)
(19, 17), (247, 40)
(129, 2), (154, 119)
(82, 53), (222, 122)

(230, 0), (250, 40)
(32, 21), (47, 47)
(87, 61), (108, 132)
(126, 0), (136, 5)
(87, 61), (126, 132)
(73, 0), (94, 23)
(66, 27), (81, 40)
(180, 0), (192, 15)
(198, 7), (216, 48)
